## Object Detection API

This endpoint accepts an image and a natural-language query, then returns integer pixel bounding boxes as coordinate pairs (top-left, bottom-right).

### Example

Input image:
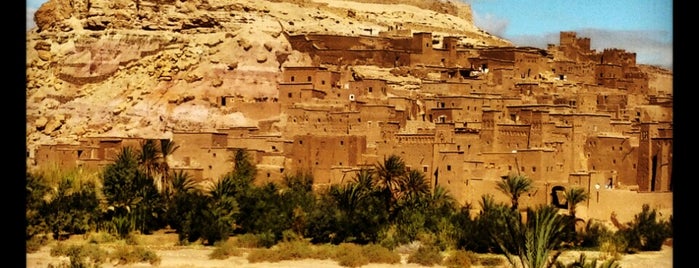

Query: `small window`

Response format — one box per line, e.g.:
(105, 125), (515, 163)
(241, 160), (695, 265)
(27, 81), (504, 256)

(288, 92), (292, 98)
(340, 140), (344, 145)
(291, 76), (295, 82)
(447, 165), (452, 171)
(423, 166), (428, 172)
(532, 166), (536, 172)
(307, 76), (312, 82)
(322, 80), (326, 85)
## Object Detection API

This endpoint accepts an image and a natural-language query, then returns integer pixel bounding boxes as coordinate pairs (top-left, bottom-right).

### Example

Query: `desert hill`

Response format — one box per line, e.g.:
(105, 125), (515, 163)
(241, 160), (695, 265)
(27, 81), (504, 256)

(26, 0), (512, 158)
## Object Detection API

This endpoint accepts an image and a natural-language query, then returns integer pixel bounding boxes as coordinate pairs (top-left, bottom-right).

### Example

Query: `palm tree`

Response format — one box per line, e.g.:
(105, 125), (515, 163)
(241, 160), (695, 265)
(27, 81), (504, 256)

(496, 174), (535, 211)
(398, 169), (430, 203)
(375, 154), (407, 213)
(488, 204), (570, 268)
(353, 167), (375, 192)
(157, 139), (180, 195)
(138, 139), (160, 179)
(563, 187), (589, 220)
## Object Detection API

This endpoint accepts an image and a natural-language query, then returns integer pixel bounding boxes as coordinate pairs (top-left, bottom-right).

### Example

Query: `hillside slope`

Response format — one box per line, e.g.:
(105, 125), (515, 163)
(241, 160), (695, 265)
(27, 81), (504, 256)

(26, 0), (512, 156)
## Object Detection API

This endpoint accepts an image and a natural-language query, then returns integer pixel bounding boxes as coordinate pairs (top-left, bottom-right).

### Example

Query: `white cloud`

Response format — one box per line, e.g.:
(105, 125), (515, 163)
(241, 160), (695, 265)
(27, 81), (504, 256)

(507, 29), (673, 70)
(27, 7), (37, 31)
(472, 10), (509, 38)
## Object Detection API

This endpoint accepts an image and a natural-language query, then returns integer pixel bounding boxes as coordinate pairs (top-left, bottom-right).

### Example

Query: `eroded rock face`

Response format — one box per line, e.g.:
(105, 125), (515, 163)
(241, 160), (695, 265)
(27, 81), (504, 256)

(25, 0), (511, 156)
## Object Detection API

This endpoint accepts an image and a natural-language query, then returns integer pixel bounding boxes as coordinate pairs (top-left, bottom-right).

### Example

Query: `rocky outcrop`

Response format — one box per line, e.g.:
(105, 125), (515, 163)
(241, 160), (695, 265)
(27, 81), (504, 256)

(25, 0), (512, 160)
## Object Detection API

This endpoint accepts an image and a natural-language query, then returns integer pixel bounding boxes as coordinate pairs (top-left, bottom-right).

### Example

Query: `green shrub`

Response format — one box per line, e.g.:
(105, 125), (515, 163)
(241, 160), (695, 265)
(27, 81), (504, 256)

(246, 248), (281, 263)
(26, 234), (50, 253)
(335, 243), (370, 267)
(310, 243), (337, 260)
(599, 232), (628, 260)
(407, 245), (443, 266)
(621, 204), (672, 251)
(578, 220), (613, 249)
(477, 255), (505, 266)
(110, 245), (161, 266)
(442, 250), (475, 268)
(246, 240), (314, 263)
(49, 243), (109, 268)
(86, 231), (117, 244)
(360, 243), (401, 264)
(210, 239), (243, 259)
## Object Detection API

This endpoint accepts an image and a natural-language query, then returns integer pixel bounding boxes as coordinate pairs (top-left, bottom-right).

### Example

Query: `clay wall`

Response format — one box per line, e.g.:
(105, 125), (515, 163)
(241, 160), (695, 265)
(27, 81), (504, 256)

(596, 93), (628, 115)
(281, 66), (341, 94)
(228, 102), (281, 121)
(278, 83), (314, 109)
(433, 95), (485, 123)
(636, 123), (672, 193)
(391, 133), (436, 185)
(596, 64), (624, 87)
(287, 134), (367, 185)
(433, 149), (468, 202)
(349, 79), (388, 100)
(316, 49), (412, 67)
(170, 167), (204, 183)
(170, 132), (232, 182)
(428, 108), (457, 123)
(513, 50), (548, 80)
(597, 48), (637, 67)
(495, 124), (530, 152)
(217, 127), (260, 138)
(553, 60), (596, 84)
(35, 144), (86, 172)
(568, 171), (672, 223)
(254, 154), (288, 186)
(283, 107), (343, 136)
(584, 135), (638, 187)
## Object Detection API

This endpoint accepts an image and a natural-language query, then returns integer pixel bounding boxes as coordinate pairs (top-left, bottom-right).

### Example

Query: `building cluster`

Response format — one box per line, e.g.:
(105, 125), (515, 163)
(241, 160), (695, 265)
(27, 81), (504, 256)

(30, 31), (672, 221)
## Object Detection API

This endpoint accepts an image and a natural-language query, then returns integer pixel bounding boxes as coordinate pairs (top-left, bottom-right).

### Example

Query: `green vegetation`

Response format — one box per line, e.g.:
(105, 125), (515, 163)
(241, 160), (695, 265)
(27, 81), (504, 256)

(27, 152), (672, 267)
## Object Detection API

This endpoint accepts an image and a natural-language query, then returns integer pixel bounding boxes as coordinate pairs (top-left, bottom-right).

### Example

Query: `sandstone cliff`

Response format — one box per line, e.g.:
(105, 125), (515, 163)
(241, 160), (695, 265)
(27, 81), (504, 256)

(26, 0), (513, 156)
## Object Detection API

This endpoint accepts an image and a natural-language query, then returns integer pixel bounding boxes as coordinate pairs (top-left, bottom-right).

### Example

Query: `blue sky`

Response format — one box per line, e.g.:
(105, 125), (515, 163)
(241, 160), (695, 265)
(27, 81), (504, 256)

(26, 0), (673, 69)
(468, 0), (673, 69)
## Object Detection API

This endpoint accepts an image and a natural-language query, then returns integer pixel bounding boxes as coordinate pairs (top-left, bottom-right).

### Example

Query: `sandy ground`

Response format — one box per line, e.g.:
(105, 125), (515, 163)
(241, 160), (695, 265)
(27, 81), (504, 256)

(25, 231), (673, 268)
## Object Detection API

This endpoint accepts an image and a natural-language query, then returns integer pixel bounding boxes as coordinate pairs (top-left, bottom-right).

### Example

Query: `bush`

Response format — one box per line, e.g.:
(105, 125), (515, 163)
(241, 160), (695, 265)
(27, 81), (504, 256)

(578, 220), (613, 249)
(477, 255), (506, 266)
(26, 235), (50, 253)
(407, 245), (443, 266)
(49, 243), (109, 268)
(246, 240), (314, 263)
(360, 243), (401, 264)
(86, 231), (118, 244)
(110, 245), (161, 266)
(442, 250), (475, 268)
(210, 239), (242, 259)
(622, 204), (672, 251)
(335, 243), (369, 267)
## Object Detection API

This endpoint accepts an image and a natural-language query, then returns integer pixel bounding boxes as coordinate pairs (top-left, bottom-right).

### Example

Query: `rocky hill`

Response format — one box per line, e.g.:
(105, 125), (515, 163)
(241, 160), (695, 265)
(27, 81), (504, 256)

(26, 0), (513, 156)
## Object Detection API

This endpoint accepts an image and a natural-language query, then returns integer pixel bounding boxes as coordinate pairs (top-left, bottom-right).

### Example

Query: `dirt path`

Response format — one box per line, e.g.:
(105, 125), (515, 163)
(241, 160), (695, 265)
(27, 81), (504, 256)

(26, 244), (673, 268)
